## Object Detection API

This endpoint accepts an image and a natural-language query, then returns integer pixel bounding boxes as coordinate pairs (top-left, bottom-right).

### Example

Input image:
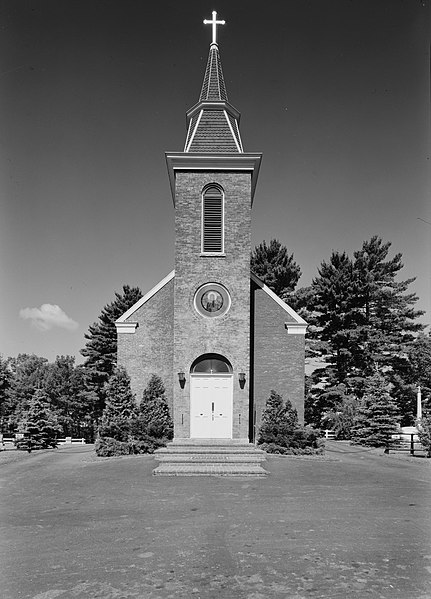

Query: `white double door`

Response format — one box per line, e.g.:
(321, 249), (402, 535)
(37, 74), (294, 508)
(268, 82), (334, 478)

(190, 375), (233, 439)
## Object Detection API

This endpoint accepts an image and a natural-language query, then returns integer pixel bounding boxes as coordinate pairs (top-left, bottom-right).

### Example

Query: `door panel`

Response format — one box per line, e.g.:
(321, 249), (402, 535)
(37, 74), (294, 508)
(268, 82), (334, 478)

(190, 376), (233, 438)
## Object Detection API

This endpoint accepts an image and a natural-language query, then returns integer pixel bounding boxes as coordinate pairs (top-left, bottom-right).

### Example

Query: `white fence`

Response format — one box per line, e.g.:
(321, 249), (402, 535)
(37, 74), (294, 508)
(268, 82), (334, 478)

(1, 436), (86, 446)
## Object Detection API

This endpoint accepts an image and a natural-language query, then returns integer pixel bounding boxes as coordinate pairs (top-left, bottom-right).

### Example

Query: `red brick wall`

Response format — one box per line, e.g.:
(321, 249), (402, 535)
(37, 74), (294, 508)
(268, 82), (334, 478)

(251, 279), (305, 440)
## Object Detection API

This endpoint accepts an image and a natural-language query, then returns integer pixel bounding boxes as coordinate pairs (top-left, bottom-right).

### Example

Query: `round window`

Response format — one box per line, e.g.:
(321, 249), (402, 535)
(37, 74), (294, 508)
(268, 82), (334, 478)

(194, 283), (231, 318)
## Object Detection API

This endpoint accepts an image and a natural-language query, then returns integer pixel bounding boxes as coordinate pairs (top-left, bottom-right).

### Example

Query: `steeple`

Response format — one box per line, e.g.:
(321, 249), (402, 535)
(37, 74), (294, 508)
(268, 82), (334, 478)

(184, 13), (243, 154)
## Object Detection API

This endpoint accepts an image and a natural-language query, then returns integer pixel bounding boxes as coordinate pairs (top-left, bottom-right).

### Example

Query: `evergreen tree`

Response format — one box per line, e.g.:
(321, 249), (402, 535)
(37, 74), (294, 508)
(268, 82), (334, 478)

(352, 236), (424, 376)
(305, 237), (424, 426)
(17, 389), (62, 450)
(138, 374), (173, 439)
(406, 333), (431, 400)
(351, 374), (400, 447)
(99, 367), (137, 441)
(416, 413), (431, 457)
(251, 239), (301, 300)
(81, 285), (142, 417)
(0, 356), (13, 431)
(7, 354), (49, 427)
(311, 250), (359, 385)
(258, 390), (298, 445)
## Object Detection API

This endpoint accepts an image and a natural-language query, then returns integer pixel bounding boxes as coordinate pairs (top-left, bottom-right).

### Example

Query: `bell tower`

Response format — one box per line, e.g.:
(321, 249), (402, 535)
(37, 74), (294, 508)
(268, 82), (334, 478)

(166, 12), (262, 441)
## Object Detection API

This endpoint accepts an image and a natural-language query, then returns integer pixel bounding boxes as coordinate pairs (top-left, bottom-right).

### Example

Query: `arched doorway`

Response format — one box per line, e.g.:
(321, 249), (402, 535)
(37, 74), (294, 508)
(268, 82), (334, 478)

(190, 354), (233, 439)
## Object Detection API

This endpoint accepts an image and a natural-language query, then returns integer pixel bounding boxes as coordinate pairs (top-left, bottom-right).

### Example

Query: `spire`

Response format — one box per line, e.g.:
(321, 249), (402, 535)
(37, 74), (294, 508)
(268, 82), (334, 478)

(184, 13), (243, 154)
(199, 43), (228, 103)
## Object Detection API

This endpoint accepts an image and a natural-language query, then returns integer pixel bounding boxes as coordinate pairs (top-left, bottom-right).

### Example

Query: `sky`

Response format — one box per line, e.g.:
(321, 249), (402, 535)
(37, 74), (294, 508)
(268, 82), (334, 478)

(1, 0), (430, 363)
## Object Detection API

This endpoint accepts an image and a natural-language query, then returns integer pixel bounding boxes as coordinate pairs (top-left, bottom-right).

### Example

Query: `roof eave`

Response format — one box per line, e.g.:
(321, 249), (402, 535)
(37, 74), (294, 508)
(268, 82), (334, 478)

(186, 101), (241, 126)
(250, 272), (308, 327)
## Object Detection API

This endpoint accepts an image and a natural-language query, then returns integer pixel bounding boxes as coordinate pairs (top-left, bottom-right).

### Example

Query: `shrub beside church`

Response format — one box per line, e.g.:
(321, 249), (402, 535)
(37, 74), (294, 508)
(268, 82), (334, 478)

(95, 368), (173, 457)
(257, 390), (324, 455)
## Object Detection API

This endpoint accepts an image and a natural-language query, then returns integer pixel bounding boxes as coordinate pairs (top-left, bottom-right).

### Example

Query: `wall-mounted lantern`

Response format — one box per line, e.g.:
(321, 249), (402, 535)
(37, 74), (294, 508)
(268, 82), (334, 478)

(178, 372), (186, 389)
(238, 372), (246, 389)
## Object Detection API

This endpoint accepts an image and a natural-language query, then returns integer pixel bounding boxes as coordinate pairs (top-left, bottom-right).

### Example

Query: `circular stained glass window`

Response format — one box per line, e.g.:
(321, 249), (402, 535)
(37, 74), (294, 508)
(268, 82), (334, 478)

(201, 290), (223, 312)
(194, 283), (231, 318)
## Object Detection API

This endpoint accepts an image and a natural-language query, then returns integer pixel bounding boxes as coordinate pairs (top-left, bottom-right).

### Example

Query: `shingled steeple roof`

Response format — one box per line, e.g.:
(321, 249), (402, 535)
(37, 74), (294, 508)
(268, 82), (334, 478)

(184, 41), (243, 154)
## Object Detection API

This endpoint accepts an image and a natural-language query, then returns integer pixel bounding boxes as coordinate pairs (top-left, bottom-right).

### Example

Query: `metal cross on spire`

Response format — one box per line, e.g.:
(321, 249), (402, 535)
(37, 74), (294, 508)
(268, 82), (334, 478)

(203, 10), (225, 45)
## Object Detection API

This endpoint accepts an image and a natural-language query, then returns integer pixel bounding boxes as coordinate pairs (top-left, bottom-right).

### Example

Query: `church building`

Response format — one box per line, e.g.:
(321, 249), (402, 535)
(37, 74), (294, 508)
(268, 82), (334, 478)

(115, 12), (306, 466)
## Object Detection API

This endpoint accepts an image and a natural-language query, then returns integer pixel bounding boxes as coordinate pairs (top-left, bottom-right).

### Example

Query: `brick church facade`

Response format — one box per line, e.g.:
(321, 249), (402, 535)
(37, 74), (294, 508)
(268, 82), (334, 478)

(116, 17), (306, 445)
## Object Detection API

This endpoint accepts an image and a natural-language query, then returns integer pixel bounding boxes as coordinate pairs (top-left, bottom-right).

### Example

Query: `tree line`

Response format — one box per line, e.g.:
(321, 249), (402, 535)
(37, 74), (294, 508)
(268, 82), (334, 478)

(252, 236), (431, 442)
(0, 286), (142, 441)
(1, 235), (429, 447)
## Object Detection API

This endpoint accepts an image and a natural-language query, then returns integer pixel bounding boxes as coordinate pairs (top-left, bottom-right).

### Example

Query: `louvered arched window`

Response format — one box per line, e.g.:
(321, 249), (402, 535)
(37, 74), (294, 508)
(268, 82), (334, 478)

(202, 185), (224, 254)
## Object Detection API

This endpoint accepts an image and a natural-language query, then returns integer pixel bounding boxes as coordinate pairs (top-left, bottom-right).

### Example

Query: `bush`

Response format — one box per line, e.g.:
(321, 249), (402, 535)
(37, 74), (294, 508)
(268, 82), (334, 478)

(259, 442), (324, 456)
(95, 434), (169, 456)
(95, 437), (130, 457)
(258, 390), (324, 455)
(416, 413), (431, 457)
(128, 435), (169, 454)
(99, 367), (137, 442)
(258, 390), (298, 445)
(139, 375), (173, 440)
(259, 426), (325, 455)
(95, 371), (173, 457)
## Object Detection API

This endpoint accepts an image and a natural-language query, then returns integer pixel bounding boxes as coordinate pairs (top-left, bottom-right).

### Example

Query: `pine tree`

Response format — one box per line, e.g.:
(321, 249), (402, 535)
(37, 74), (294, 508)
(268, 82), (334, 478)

(251, 239), (301, 300)
(305, 237), (424, 426)
(17, 389), (62, 450)
(99, 367), (137, 441)
(81, 285), (142, 417)
(407, 333), (431, 399)
(351, 374), (400, 447)
(138, 374), (173, 439)
(353, 236), (424, 376)
(311, 250), (359, 384)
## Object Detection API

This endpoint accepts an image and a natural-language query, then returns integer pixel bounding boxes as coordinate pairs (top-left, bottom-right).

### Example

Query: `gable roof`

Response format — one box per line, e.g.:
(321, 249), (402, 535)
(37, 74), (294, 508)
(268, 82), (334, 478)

(115, 270), (174, 324)
(116, 270), (307, 334)
(250, 272), (308, 330)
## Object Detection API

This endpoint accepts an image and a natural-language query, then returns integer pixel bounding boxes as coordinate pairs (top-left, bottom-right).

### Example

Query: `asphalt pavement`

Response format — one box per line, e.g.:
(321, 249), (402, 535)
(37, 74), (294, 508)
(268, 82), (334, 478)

(0, 442), (430, 599)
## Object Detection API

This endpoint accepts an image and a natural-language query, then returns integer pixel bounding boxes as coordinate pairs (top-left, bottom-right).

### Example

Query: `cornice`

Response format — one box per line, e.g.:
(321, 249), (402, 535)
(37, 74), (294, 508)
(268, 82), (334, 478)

(165, 152), (262, 206)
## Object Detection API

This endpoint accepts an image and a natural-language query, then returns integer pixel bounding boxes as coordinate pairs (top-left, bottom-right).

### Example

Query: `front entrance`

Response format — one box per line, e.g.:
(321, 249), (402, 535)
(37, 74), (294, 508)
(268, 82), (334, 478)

(190, 375), (233, 438)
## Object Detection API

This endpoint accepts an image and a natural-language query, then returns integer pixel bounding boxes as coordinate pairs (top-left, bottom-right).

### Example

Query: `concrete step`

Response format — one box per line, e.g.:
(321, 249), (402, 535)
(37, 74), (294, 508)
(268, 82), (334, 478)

(155, 446), (266, 455)
(153, 439), (268, 476)
(153, 463), (268, 477)
(155, 453), (265, 463)
(169, 438), (251, 446)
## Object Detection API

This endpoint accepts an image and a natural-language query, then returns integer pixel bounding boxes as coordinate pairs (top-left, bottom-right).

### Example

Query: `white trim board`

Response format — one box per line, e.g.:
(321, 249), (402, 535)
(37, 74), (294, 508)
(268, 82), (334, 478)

(115, 270), (175, 324)
(250, 272), (307, 326)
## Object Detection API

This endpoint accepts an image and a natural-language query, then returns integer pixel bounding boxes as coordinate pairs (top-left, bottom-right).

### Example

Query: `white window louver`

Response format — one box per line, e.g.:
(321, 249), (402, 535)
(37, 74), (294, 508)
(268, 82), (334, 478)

(202, 187), (223, 253)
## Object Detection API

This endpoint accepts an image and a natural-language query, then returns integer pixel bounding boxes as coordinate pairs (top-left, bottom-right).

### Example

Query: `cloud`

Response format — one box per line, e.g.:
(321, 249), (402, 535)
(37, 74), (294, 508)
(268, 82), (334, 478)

(19, 304), (79, 332)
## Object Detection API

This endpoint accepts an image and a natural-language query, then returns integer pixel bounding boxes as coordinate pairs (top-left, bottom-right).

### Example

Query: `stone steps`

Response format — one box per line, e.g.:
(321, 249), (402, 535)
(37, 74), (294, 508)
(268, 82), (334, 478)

(153, 440), (268, 477)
